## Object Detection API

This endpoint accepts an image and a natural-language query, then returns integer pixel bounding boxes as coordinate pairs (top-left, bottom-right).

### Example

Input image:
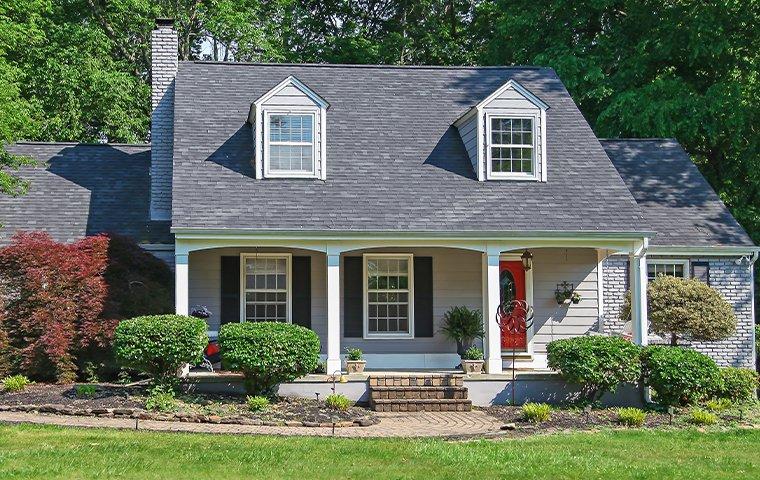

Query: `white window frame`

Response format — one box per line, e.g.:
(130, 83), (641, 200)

(263, 110), (318, 179)
(647, 258), (690, 281)
(239, 253), (293, 323)
(363, 253), (415, 339)
(486, 113), (540, 180)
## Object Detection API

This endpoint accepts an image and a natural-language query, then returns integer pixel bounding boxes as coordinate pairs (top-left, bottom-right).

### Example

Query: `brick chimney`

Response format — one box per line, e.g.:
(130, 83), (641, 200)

(150, 18), (177, 221)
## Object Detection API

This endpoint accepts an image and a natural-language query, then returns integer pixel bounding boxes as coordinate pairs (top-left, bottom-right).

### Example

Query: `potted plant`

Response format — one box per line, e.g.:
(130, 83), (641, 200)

(344, 347), (366, 374)
(461, 346), (485, 374)
(441, 306), (485, 357)
(554, 283), (582, 305)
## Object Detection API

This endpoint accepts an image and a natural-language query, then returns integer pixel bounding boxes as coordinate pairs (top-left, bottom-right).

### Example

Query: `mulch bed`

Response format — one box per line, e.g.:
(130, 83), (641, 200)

(0, 384), (378, 428)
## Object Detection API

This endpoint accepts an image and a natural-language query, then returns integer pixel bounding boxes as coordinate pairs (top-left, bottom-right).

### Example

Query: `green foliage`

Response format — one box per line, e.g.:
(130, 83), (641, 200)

(345, 347), (363, 361)
(113, 315), (208, 387)
(441, 306), (484, 356)
(617, 407), (646, 427)
(688, 408), (718, 426)
(144, 384), (177, 413)
(462, 346), (484, 361)
(219, 322), (320, 396)
(546, 336), (642, 401)
(715, 367), (758, 404)
(641, 346), (721, 406)
(521, 403), (551, 423)
(705, 398), (732, 412)
(75, 384), (97, 398)
(246, 395), (270, 412)
(1, 374), (31, 392)
(325, 394), (351, 412)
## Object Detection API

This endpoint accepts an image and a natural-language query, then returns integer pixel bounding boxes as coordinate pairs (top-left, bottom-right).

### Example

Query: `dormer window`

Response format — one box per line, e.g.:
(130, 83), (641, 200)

(265, 113), (316, 177)
(251, 76), (329, 180)
(488, 117), (535, 177)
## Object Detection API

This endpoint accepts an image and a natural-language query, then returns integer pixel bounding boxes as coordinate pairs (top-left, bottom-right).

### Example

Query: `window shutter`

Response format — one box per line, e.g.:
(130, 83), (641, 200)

(414, 257), (434, 337)
(292, 256), (311, 328)
(343, 256), (363, 337)
(692, 261), (710, 285)
(220, 256), (240, 326)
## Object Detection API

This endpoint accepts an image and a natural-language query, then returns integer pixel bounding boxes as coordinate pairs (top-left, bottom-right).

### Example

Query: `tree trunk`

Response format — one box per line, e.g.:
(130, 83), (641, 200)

(670, 333), (678, 346)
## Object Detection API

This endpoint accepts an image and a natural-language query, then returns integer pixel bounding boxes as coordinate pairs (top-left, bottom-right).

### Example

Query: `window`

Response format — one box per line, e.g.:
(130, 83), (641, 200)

(488, 117), (535, 177)
(265, 113), (315, 176)
(242, 254), (291, 322)
(364, 255), (414, 338)
(647, 260), (689, 281)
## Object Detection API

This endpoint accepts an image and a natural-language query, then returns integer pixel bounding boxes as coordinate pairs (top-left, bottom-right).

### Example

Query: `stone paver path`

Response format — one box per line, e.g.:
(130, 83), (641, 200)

(0, 410), (503, 438)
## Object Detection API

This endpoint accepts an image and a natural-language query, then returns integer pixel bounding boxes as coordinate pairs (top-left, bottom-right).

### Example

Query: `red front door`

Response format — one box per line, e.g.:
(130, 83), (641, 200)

(499, 261), (527, 350)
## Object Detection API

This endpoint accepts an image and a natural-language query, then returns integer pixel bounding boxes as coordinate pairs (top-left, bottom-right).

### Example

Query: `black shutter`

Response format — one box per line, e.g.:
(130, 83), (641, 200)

(414, 256), (434, 337)
(692, 261), (710, 285)
(292, 256), (312, 328)
(343, 256), (363, 337)
(220, 256), (240, 326)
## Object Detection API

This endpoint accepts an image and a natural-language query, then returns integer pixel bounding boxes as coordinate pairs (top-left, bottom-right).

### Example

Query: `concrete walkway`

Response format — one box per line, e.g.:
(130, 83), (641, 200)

(0, 410), (504, 438)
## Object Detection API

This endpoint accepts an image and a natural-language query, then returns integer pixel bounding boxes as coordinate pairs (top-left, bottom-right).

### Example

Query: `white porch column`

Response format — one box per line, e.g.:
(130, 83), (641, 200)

(326, 253), (342, 374)
(629, 248), (649, 346)
(482, 251), (503, 374)
(175, 252), (189, 316)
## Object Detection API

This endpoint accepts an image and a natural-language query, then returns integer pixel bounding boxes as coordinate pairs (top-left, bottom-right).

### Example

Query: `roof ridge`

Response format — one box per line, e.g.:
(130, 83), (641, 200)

(184, 60), (551, 71)
(10, 141), (150, 148)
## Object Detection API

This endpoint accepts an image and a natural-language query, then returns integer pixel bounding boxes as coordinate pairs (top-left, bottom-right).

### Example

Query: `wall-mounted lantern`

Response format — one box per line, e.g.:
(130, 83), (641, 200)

(521, 250), (534, 271)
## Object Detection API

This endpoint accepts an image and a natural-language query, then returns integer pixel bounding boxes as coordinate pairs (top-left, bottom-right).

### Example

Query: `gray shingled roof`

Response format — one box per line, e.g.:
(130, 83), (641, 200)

(172, 62), (649, 234)
(602, 139), (754, 247)
(0, 143), (171, 245)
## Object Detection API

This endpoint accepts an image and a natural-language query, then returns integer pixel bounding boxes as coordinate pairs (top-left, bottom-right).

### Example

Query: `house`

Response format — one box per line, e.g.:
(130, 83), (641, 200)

(1, 19), (756, 383)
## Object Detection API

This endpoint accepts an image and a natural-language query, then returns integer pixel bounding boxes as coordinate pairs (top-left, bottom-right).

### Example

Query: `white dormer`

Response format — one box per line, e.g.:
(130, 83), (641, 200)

(249, 76), (329, 180)
(454, 79), (548, 182)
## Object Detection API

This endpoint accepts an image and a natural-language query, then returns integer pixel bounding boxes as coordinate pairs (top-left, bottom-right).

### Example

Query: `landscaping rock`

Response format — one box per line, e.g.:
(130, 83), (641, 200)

(112, 408), (134, 416)
(500, 423), (517, 431)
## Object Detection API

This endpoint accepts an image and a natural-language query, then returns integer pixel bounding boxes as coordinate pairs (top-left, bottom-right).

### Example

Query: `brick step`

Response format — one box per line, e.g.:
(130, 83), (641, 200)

(370, 386), (468, 400)
(369, 398), (472, 412)
(369, 374), (464, 388)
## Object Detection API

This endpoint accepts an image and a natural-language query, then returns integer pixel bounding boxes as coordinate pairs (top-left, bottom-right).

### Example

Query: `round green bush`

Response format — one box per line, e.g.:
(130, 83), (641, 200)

(546, 336), (642, 401)
(219, 322), (320, 395)
(113, 315), (208, 386)
(715, 367), (758, 404)
(641, 346), (720, 406)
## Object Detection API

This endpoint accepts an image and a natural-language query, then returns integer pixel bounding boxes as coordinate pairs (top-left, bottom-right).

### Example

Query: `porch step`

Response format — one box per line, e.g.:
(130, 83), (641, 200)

(368, 374), (471, 412)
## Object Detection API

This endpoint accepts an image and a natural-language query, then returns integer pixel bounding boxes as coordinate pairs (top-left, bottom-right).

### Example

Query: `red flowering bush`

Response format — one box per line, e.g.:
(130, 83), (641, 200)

(0, 232), (108, 383)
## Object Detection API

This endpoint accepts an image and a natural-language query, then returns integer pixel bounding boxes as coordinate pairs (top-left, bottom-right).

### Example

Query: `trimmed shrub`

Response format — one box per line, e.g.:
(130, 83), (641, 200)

(246, 395), (270, 412)
(546, 336), (642, 401)
(113, 315), (208, 387)
(144, 385), (177, 412)
(2, 374), (31, 392)
(522, 403), (551, 423)
(641, 346), (721, 406)
(688, 408), (717, 425)
(617, 407), (646, 427)
(462, 346), (484, 361)
(715, 367), (758, 404)
(75, 384), (97, 398)
(621, 276), (736, 345)
(705, 398), (732, 412)
(325, 394), (351, 411)
(219, 322), (320, 395)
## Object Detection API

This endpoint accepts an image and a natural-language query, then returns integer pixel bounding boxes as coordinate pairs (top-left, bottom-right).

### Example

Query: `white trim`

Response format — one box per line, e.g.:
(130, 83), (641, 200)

(239, 253), (293, 323)
(499, 253), (534, 356)
(263, 110), (319, 178)
(540, 109), (547, 182)
(597, 249), (605, 328)
(617, 246), (760, 256)
(485, 113), (540, 181)
(253, 76), (329, 109)
(475, 79), (550, 112)
(320, 107), (327, 180)
(647, 258), (689, 280)
(362, 253), (415, 339)
(476, 107), (485, 181)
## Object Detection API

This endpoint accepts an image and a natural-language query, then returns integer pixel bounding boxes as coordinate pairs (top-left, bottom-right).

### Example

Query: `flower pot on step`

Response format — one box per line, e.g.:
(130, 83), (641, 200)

(461, 359), (484, 374)
(345, 360), (366, 374)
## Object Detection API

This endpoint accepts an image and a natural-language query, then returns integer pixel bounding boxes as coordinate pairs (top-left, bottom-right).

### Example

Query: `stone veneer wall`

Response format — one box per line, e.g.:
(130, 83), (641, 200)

(149, 21), (178, 221)
(602, 255), (755, 368)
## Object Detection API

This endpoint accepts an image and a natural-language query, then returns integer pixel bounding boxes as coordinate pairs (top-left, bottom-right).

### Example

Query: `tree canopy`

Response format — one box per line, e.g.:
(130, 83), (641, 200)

(1, 0), (758, 257)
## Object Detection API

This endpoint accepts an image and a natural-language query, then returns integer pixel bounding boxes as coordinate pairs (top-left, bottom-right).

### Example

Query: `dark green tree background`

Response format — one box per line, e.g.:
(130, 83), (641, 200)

(1, 0), (758, 253)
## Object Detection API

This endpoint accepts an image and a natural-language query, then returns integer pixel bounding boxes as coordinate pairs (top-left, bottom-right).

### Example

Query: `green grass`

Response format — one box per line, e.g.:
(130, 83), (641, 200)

(0, 425), (758, 479)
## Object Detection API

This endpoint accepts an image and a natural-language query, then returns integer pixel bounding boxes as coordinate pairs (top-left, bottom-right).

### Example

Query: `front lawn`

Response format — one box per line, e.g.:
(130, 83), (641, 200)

(0, 425), (758, 479)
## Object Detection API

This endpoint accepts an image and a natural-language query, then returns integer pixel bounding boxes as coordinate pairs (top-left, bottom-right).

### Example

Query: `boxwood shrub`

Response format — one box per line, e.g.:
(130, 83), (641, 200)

(641, 345), (720, 406)
(219, 322), (320, 395)
(546, 336), (642, 401)
(715, 367), (758, 404)
(113, 315), (208, 387)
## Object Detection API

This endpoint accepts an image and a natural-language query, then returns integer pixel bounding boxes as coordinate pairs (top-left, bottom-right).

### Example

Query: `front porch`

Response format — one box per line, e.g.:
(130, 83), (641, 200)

(174, 233), (651, 376)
